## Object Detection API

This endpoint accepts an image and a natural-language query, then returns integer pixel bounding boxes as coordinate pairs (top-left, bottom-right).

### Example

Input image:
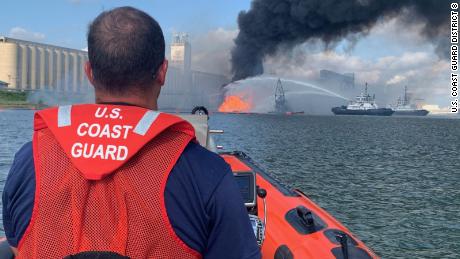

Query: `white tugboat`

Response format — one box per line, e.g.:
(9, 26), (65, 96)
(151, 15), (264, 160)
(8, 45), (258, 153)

(391, 86), (429, 116)
(332, 83), (394, 116)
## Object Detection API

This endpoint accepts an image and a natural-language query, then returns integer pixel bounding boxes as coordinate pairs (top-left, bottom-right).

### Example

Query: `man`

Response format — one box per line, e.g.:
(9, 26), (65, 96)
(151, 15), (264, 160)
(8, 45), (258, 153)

(2, 6), (261, 259)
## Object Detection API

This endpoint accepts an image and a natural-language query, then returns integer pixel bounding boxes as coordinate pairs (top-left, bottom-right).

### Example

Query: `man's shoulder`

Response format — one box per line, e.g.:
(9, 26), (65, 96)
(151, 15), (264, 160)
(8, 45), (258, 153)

(13, 141), (33, 161)
(4, 141), (35, 199)
(172, 142), (232, 201)
(3, 141), (35, 247)
(181, 142), (227, 167)
(6, 141), (34, 182)
(180, 141), (230, 177)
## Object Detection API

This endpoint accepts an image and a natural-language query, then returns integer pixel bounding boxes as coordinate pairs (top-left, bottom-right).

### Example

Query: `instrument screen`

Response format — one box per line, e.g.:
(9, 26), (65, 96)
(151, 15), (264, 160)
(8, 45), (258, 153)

(234, 172), (256, 207)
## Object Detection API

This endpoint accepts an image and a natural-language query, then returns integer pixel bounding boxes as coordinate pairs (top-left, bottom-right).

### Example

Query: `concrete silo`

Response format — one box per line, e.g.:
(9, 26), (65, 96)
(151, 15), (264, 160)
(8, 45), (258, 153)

(0, 37), (18, 88)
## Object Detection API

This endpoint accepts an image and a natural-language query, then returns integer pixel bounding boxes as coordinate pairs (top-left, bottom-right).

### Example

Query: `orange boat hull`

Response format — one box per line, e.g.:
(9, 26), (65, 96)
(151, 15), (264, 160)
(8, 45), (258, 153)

(222, 152), (378, 259)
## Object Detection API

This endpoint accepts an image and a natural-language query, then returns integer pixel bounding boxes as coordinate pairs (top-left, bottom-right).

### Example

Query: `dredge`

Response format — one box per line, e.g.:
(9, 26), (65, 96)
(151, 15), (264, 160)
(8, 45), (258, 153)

(270, 78), (304, 115)
(274, 78), (288, 113)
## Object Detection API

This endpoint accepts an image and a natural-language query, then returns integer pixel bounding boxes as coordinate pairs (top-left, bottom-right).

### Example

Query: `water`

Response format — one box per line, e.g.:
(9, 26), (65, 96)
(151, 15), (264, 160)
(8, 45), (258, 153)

(209, 114), (459, 258)
(0, 110), (459, 258)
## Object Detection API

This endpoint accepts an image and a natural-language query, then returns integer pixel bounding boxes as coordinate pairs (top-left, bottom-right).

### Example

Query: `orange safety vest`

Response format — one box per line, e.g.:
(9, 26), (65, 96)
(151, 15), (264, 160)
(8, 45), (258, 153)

(17, 104), (201, 259)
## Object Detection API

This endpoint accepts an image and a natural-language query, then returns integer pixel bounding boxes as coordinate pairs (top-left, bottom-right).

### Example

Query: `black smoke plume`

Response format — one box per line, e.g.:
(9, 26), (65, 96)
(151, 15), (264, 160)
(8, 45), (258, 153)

(231, 0), (452, 81)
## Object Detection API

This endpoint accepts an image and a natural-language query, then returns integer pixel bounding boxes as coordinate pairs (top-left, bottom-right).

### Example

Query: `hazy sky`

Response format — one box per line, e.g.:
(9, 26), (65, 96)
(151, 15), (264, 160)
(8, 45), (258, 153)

(0, 0), (451, 107)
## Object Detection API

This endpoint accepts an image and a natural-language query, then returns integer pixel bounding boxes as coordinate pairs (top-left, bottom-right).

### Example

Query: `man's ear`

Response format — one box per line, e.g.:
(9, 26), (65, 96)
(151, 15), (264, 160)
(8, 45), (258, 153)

(84, 61), (95, 86)
(155, 59), (168, 86)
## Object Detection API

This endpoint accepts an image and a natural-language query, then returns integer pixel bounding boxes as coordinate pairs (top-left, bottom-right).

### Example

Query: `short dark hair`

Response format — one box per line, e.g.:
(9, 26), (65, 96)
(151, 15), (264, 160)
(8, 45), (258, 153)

(87, 6), (165, 93)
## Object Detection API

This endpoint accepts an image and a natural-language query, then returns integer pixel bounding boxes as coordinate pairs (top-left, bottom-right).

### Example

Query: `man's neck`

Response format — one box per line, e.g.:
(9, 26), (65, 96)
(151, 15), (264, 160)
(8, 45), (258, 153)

(95, 93), (158, 110)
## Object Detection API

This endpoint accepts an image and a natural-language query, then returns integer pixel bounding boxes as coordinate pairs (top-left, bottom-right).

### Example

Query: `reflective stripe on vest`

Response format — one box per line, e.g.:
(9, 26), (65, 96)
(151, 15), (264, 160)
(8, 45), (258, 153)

(133, 110), (160, 135)
(17, 104), (200, 259)
(57, 105), (72, 127)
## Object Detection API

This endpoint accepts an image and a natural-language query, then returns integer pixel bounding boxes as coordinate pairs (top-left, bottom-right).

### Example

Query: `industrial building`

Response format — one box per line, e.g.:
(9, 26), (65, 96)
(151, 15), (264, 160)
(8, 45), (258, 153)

(159, 33), (227, 111)
(0, 36), (91, 92)
(0, 35), (228, 111)
(170, 33), (191, 71)
(159, 68), (226, 111)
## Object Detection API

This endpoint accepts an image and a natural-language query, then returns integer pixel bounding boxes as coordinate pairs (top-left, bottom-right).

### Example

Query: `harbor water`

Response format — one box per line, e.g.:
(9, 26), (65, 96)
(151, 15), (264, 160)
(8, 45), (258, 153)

(0, 110), (459, 258)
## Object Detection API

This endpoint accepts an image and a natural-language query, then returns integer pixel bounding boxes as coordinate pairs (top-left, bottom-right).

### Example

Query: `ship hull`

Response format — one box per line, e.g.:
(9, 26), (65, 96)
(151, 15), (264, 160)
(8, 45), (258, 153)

(393, 109), (429, 116)
(332, 107), (394, 116)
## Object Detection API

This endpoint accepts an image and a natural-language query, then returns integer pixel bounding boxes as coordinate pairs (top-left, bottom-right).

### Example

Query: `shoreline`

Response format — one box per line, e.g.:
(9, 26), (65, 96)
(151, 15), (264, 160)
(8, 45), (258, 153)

(0, 104), (46, 110)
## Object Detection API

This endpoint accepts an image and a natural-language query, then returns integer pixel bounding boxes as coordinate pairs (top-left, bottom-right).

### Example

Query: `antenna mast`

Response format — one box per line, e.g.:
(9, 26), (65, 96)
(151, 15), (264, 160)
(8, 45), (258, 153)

(404, 86), (409, 106)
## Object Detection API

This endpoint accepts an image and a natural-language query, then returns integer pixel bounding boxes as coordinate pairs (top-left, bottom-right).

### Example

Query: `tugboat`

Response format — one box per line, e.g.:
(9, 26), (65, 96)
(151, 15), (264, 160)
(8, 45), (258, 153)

(391, 86), (429, 116)
(332, 83), (394, 116)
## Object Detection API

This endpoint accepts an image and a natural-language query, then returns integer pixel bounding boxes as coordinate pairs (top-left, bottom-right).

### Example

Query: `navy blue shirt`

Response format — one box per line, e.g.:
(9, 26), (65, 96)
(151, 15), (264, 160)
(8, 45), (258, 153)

(2, 141), (261, 258)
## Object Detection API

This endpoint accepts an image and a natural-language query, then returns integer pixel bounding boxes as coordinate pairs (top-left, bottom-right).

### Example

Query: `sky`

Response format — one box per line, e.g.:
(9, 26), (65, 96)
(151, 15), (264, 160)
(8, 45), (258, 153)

(0, 0), (250, 49)
(0, 0), (452, 108)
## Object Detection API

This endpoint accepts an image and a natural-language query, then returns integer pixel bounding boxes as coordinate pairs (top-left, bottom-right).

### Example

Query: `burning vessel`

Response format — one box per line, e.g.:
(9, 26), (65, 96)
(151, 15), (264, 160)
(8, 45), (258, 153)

(219, 78), (304, 115)
(332, 83), (394, 116)
(391, 86), (429, 116)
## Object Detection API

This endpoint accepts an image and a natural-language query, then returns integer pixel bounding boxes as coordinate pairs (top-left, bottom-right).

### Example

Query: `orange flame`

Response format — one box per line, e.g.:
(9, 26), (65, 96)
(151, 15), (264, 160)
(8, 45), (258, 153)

(218, 95), (252, 113)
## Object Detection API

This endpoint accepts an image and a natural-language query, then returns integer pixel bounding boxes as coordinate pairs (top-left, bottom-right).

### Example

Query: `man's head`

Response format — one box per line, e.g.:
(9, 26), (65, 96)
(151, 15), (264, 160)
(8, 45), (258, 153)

(85, 6), (167, 103)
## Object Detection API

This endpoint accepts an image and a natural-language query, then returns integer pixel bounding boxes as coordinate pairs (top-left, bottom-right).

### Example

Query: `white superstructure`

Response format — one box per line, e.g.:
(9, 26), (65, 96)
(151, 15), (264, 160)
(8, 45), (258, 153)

(346, 83), (379, 110)
(391, 86), (417, 111)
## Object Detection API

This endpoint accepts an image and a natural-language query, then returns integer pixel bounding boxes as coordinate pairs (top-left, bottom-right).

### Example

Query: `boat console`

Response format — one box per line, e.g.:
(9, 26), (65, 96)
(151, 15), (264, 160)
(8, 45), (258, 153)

(233, 171), (266, 246)
(233, 171), (257, 208)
